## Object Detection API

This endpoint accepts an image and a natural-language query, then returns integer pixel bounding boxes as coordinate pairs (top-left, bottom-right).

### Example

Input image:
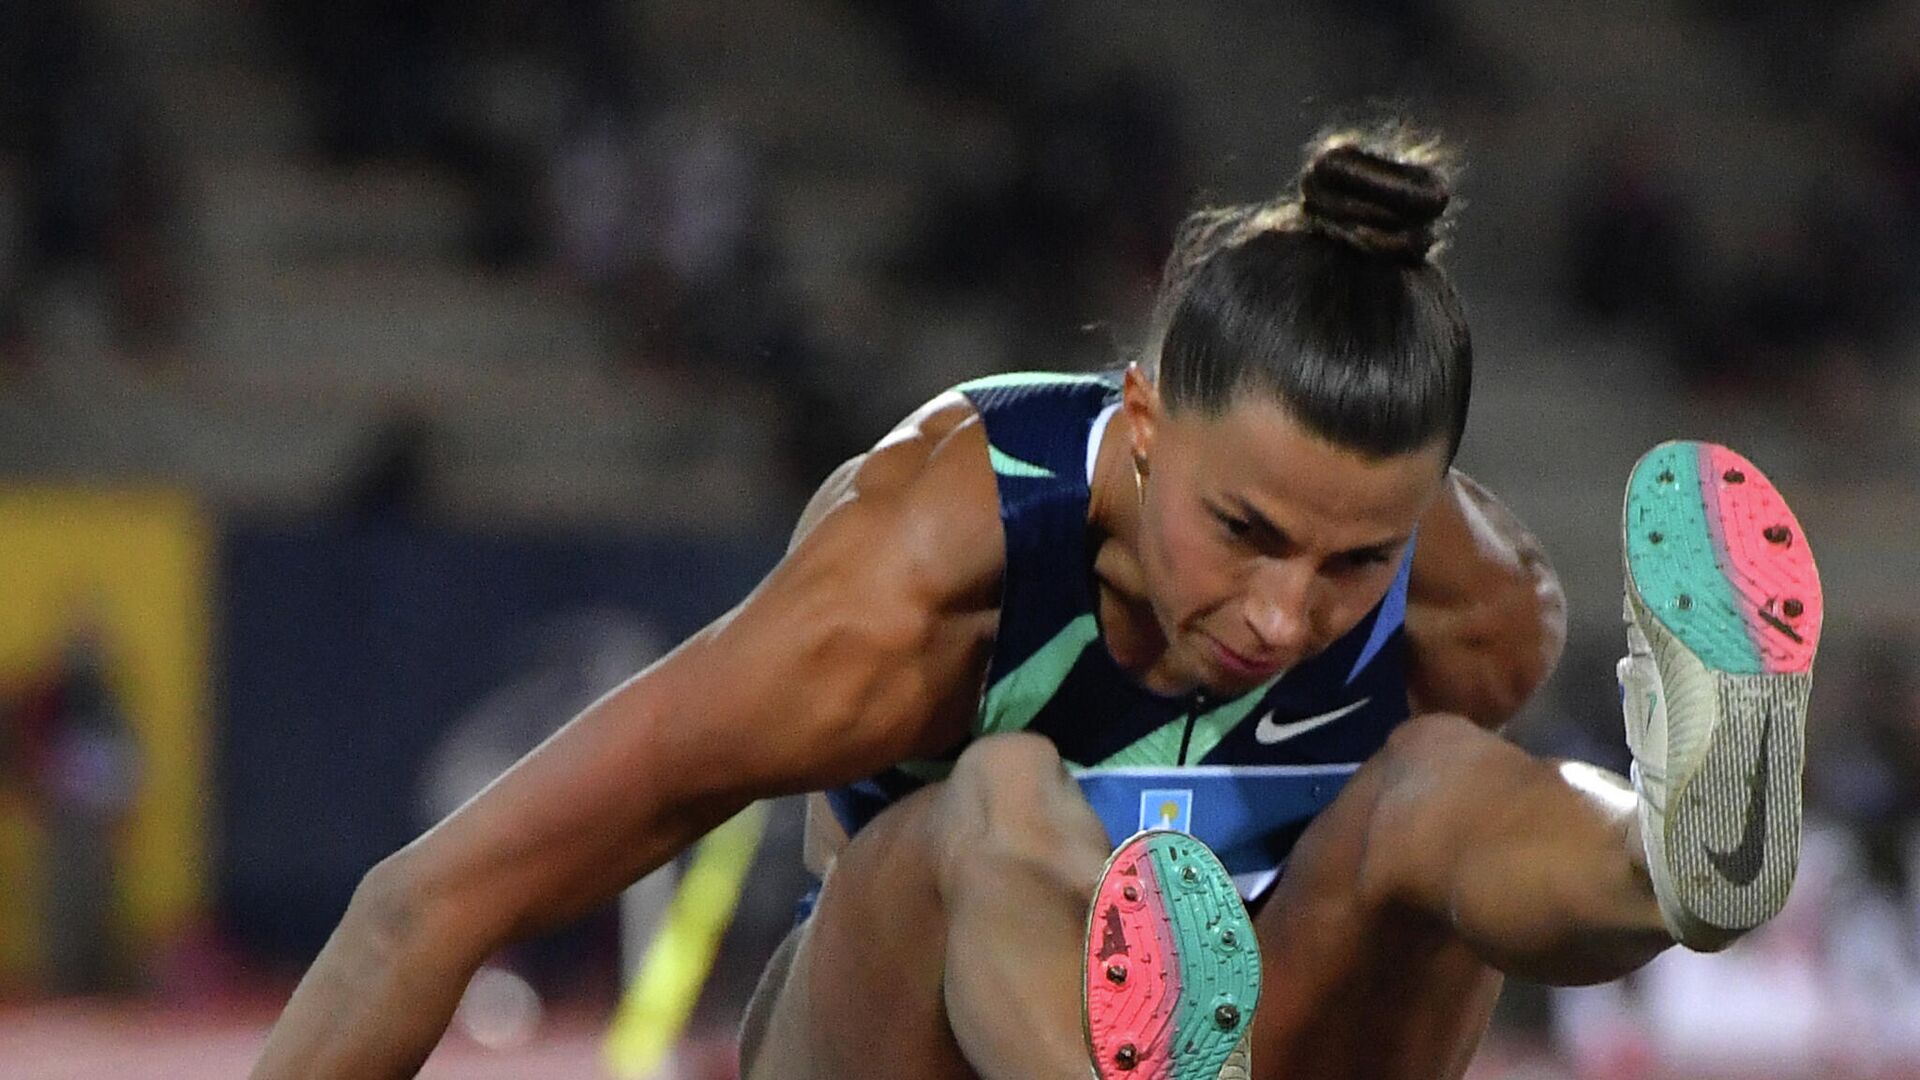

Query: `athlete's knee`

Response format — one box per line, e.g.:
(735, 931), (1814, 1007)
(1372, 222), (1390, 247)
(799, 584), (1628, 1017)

(949, 731), (1070, 795)
(1376, 712), (1528, 794)
(1358, 713), (1533, 903)
(944, 733), (1086, 846)
(937, 733), (1104, 900)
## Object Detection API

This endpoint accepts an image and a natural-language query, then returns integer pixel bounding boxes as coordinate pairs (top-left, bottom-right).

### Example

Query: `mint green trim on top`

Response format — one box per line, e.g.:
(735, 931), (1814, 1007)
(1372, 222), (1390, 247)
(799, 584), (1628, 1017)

(988, 445), (1057, 479)
(1625, 442), (1762, 674)
(1077, 677), (1277, 771)
(956, 371), (1114, 394)
(977, 614), (1101, 736)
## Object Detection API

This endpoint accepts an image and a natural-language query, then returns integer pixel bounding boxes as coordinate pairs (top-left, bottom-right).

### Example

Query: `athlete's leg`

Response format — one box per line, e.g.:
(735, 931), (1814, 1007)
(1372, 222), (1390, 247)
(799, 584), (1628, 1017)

(1362, 712), (1672, 983)
(742, 731), (1111, 1080)
(741, 720), (1676, 1080)
(1247, 440), (1822, 1075)
(738, 919), (803, 1072)
(935, 734), (1115, 1077)
(1247, 712), (1666, 1078)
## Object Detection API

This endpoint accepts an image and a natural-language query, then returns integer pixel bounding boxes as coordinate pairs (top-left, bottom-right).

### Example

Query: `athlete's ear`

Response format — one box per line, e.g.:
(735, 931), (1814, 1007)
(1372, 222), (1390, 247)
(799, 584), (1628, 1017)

(1122, 363), (1162, 475)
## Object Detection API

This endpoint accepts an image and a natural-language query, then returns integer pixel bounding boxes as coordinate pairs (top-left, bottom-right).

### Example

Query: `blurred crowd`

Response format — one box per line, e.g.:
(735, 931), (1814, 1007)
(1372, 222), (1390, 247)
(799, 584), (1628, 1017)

(4, 0), (1918, 472)
(0, 0), (186, 372)
(1566, 0), (1920, 432)
(259, 0), (1194, 496)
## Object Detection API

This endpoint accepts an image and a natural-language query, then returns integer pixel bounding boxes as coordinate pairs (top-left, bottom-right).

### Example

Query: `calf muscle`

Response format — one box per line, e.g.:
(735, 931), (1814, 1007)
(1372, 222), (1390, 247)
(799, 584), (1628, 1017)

(1361, 714), (1672, 985)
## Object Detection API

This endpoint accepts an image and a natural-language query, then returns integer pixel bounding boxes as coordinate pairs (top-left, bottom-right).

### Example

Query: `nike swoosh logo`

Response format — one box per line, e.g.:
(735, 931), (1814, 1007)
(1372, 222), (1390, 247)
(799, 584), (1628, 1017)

(1705, 715), (1771, 887)
(1254, 698), (1371, 745)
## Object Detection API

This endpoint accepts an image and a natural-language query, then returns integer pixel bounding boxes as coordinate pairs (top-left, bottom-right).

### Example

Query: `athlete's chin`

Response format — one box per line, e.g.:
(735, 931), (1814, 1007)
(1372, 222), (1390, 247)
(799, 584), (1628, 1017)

(1199, 635), (1292, 691)
(1198, 672), (1267, 698)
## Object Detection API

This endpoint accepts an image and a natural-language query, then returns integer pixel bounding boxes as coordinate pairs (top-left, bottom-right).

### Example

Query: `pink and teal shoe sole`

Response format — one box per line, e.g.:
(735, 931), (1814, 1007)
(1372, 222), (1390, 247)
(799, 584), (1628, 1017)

(1084, 831), (1259, 1080)
(1624, 442), (1822, 677)
(1624, 441), (1822, 936)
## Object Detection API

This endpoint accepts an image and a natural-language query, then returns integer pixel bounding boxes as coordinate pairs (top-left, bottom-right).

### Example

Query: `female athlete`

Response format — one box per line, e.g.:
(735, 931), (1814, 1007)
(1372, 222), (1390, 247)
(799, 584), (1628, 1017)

(253, 124), (1822, 1079)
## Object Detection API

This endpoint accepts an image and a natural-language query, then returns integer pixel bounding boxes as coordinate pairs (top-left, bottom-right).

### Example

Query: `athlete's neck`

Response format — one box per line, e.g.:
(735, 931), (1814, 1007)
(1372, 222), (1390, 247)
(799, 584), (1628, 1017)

(1086, 408), (1196, 696)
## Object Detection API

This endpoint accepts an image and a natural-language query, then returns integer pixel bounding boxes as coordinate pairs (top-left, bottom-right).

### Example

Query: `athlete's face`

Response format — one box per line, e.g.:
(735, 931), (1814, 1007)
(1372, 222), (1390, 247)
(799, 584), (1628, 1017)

(1123, 369), (1449, 695)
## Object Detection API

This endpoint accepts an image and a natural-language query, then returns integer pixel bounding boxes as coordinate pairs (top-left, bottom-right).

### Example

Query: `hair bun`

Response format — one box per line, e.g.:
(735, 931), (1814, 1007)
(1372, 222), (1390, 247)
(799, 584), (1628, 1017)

(1298, 130), (1454, 263)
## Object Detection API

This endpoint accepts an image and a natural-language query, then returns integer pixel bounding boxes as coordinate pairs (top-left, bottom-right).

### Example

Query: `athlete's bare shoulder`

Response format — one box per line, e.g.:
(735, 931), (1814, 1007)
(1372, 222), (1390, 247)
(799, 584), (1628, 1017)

(1404, 469), (1568, 729)
(790, 390), (1004, 601)
(725, 387), (1008, 755)
(790, 389), (1002, 660)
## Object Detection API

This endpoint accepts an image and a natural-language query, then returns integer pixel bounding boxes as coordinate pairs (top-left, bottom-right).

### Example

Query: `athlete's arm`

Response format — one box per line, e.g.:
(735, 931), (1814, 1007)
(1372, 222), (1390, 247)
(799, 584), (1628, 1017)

(252, 395), (1003, 1080)
(1402, 469), (1567, 730)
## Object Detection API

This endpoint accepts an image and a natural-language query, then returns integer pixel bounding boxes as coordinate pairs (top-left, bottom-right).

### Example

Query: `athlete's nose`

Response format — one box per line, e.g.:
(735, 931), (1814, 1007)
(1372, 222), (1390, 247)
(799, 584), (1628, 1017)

(1243, 560), (1314, 659)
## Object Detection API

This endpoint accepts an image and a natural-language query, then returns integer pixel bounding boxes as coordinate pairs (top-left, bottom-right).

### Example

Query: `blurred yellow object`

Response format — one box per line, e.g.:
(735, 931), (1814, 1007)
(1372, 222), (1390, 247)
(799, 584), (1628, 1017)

(0, 487), (211, 987)
(604, 801), (768, 1079)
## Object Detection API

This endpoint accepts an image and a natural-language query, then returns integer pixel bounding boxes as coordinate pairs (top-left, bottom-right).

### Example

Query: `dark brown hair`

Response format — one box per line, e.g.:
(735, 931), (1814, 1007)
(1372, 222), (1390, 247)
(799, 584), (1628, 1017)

(1147, 122), (1471, 461)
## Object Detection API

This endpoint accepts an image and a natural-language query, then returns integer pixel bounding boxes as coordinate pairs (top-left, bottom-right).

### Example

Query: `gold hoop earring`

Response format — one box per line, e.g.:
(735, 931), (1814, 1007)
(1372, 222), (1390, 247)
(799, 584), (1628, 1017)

(1132, 453), (1148, 500)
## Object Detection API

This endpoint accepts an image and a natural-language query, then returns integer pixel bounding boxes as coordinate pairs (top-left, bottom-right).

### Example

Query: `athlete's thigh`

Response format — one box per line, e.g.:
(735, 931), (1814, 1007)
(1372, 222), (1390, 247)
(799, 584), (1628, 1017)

(1247, 733), (1504, 1080)
(742, 781), (975, 1080)
(739, 917), (805, 1075)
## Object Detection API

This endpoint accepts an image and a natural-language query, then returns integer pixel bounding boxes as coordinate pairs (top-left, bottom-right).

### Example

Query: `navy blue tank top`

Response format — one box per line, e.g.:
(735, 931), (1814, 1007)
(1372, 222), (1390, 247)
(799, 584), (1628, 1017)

(824, 371), (1414, 900)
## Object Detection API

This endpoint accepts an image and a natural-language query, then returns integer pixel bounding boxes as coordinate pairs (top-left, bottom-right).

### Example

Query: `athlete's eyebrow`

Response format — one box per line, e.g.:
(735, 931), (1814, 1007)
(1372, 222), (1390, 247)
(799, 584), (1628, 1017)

(1228, 497), (1287, 544)
(1339, 538), (1408, 562)
(1231, 497), (1404, 560)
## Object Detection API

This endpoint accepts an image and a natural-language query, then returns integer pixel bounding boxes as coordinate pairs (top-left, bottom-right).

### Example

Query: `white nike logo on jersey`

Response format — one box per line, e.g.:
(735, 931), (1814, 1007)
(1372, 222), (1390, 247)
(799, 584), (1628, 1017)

(1253, 698), (1371, 745)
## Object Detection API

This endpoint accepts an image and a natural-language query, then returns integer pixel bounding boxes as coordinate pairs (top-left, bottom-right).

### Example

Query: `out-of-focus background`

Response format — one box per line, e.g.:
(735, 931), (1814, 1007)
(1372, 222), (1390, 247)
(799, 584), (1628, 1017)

(0, 0), (1917, 1077)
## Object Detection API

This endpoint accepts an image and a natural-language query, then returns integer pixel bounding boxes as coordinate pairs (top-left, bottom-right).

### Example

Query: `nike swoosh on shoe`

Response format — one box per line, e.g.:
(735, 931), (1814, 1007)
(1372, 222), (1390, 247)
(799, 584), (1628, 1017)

(1704, 715), (1771, 887)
